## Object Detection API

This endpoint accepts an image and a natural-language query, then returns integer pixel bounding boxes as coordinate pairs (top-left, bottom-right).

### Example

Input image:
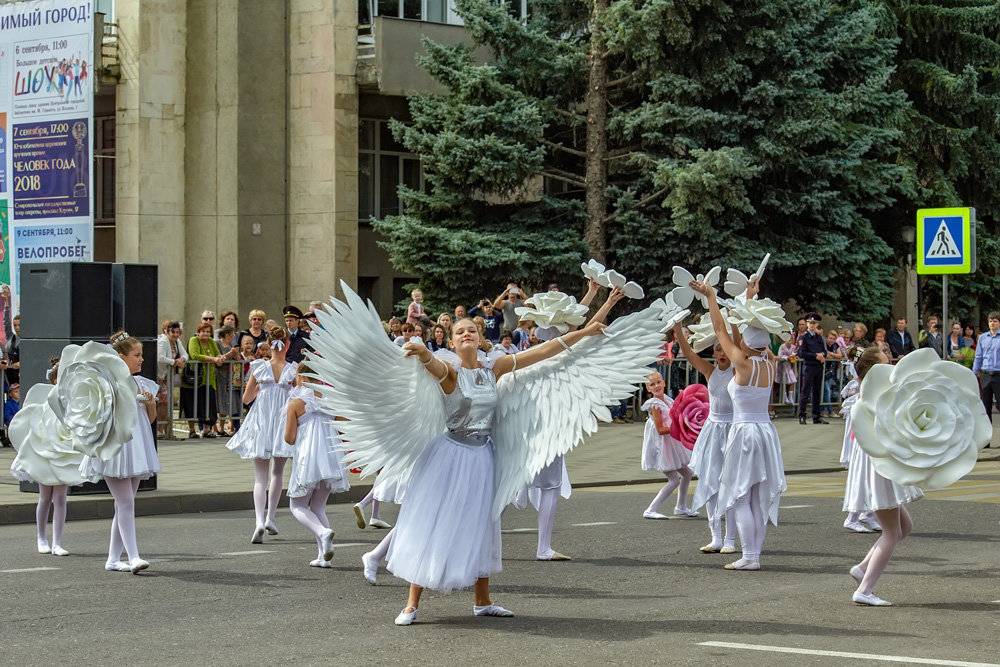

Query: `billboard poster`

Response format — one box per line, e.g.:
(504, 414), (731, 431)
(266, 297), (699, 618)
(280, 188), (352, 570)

(0, 0), (94, 313)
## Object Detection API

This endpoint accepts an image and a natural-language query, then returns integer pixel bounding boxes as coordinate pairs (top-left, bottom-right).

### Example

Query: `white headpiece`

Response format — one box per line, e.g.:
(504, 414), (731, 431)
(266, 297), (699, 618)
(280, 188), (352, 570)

(725, 293), (793, 342)
(741, 325), (771, 350)
(270, 339), (286, 351)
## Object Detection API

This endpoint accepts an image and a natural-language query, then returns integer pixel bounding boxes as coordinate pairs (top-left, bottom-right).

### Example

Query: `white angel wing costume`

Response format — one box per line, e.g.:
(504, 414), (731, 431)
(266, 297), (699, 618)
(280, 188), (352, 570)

(308, 282), (667, 519)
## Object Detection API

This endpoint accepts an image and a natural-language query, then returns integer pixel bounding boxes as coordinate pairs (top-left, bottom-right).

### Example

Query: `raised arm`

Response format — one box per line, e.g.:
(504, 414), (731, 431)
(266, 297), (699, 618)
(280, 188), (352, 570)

(672, 322), (716, 378)
(578, 278), (600, 308)
(403, 341), (458, 394)
(689, 280), (744, 366)
(492, 320), (606, 379)
(587, 286), (625, 326)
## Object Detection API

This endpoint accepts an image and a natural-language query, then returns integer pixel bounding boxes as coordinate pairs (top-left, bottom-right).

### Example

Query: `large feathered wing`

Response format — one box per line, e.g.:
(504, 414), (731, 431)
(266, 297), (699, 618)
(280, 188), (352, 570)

(491, 302), (667, 518)
(305, 281), (446, 489)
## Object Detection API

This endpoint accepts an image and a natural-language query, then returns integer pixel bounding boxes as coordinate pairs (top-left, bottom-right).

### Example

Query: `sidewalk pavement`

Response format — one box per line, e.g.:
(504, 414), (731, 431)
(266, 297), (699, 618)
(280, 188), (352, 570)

(2, 415), (998, 524)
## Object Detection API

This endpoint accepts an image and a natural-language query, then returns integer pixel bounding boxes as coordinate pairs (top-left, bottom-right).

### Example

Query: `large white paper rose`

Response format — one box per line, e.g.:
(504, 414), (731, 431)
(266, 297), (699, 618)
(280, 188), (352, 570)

(686, 309), (730, 352)
(46, 341), (138, 461)
(851, 348), (991, 490)
(725, 293), (793, 341)
(514, 292), (589, 334)
(9, 384), (87, 486)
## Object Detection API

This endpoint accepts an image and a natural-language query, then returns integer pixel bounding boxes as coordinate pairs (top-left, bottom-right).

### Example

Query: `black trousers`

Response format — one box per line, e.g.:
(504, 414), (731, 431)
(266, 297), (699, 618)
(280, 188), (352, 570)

(798, 364), (822, 420)
(980, 371), (1000, 421)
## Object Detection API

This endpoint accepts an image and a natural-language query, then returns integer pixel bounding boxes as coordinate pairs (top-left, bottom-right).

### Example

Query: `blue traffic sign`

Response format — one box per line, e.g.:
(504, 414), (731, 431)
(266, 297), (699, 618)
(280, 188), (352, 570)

(916, 207), (976, 275)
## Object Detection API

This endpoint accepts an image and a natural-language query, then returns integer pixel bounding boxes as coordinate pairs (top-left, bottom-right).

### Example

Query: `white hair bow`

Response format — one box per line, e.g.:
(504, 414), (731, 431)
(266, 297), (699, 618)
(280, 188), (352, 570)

(270, 340), (286, 351)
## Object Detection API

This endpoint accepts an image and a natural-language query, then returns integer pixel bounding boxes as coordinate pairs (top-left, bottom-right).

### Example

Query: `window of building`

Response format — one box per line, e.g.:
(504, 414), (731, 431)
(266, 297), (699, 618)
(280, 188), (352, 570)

(358, 118), (423, 221)
(94, 115), (115, 225)
(368, 0), (526, 24)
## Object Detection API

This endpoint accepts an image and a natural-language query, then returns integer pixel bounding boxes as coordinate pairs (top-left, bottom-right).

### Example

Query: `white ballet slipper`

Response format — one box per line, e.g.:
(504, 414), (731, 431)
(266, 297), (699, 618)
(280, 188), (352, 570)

(353, 503), (367, 529)
(368, 518), (392, 529)
(473, 604), (514, 617)
(51, 545), (70, 557)
(724, 558), (760, 570)
(251, 525), (265, 544)
(309, 558), (332, 568)
(850, 565), (865, 583)
(535, 550), (571, 561)
(395, 606), (418, 626)
(264, 520), (279, 536)
(320, 528), (335, 562)
(720, 543), (737, 554)
(699, 542), (722, 553)
(362, 551), (378, 585)
(129, 558), (150, 574)
(642, 510), (669, 519)
(844, 520), (873, 533)
(105, 560), (130, 572)
(860, 515), (882, 532)
(853, 590), (891, 606)
(37, 538), (50, 554)
(674, 508), (699, 517)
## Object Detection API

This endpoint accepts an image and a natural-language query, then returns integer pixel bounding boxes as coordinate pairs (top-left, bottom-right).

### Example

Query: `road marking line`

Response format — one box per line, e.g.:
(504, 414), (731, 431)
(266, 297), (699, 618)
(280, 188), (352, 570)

(501, 528), (538, 534)
(780, 504), (812, 509)
(571, 521), (617, 527)
(332, 543), (369, 548)
(1, 567), (60, 573)
(697, 641), (999, 666)
(217, 550), (276, 556)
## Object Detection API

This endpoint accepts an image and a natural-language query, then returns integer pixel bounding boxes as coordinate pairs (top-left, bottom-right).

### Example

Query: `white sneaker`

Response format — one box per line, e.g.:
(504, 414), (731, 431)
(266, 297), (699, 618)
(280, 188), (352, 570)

(51, 545), (69, 557)
(395, 606), (418, 626)
(362, 552), (378, 585)
(844, 520), (873, 533)
(473, 604), (514, 617)
(37, 538), (51, 554)
(643, 510), (669, 519)
(319, 528), (335, 561)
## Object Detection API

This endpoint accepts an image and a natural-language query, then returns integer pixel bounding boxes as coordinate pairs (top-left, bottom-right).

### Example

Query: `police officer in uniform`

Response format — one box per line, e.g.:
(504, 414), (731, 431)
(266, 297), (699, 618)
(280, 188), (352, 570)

(797, 312), (828, 424)
(283, 305), (313, 363)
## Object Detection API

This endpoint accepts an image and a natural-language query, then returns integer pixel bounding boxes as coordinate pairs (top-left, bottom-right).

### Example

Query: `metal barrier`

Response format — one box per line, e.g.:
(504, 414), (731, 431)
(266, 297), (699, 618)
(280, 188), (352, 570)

(158, 358), (250, 438)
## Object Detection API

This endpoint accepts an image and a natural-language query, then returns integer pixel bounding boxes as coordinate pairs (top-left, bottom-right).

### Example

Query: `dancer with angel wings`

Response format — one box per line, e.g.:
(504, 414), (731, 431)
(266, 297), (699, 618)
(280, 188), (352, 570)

(688, 277), (791, 570)
(307, 283), (666, 626)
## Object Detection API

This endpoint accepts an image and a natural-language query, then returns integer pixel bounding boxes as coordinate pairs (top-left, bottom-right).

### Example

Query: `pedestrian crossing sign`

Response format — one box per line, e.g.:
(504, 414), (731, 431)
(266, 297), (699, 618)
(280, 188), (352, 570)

(916, 207), (976, 275)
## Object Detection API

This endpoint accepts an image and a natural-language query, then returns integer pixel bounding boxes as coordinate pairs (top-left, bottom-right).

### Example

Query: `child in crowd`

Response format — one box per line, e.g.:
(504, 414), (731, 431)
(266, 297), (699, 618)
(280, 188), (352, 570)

(4, 383), (19, 427)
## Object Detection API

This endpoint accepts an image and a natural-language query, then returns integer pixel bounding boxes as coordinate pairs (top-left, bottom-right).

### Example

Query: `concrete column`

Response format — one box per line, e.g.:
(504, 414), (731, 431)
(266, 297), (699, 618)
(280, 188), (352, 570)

(287, 0), (358, 306)
(115, 0), (187, 322)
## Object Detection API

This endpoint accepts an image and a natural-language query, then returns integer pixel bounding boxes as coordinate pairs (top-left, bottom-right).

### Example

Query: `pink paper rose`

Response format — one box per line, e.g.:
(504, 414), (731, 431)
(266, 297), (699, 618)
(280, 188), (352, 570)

(670, 384), (709, 450)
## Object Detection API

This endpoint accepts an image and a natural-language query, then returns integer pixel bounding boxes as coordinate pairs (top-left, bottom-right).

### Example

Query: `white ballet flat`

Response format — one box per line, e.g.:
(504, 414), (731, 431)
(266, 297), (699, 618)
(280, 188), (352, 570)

(850, 565), (865, 583)
(395, 606), (418, 626)
(309, 558), (332, 568)
(642, 510), (669, 519)
(860, 515), (882, 532)
(251, 525), (265, 544)
(700, 543), (722, 553)
(844, 520), (873, 533)
(362, 552), (378, 585)
(264, 520), (279, 536)
(724, 558), (760, 571)
(853, 590), (891, 606)
(720, 544), (737, 554)
(473, 604), (514, 617)
(674, 508), (699, 517)
(320, 528), (335, 562)
(129, 558), (150, 574)
(368, 518), (392, 529)
(37, 539), (51, 554)
(353, 504), (367, 529)
(535, 551), (571, 561)
(105, 560), (131, 572)
(51, 545), (69, 557)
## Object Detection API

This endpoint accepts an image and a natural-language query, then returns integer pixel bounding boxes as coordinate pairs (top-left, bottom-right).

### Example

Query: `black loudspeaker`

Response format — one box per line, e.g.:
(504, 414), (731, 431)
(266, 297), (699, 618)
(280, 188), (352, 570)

(19, 263), (113, 339)
(113, 264), (158, 338)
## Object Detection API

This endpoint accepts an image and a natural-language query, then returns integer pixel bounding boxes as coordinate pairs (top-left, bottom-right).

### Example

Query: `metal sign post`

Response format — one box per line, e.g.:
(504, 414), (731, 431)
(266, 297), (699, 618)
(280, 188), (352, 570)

(916, 207), (976, 358)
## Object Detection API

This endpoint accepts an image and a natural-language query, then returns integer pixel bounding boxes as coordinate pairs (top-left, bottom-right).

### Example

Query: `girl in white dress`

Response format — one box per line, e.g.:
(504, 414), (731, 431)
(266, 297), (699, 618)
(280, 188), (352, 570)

(672, 323), (737, 553)
(690, 279), (787, 571)
(80, 332), (161, 573)
(283, 362), (350, 568)
(845, 346), (923, 606)
(227, 326), (297, 542)
(839, 363), (882, 533)
(387, 317), (606, 625)
(639, 372), (696, 519)
(10, 359), (77, 556)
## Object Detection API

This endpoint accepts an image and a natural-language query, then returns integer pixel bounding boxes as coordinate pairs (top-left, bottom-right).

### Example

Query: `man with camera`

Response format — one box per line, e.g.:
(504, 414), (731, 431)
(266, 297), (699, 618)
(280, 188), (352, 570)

(918, 315), (943, 358)
(493, 283), (525, 332)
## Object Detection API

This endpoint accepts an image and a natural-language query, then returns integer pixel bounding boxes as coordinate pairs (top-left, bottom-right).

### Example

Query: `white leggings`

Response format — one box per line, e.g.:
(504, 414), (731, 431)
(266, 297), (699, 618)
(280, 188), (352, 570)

(36, 484), (68, 546)
(732, 484), (767, 561)
(252, 457), (287, 527)
(105, 476), (142, 563)
(288, 482), (333, 555)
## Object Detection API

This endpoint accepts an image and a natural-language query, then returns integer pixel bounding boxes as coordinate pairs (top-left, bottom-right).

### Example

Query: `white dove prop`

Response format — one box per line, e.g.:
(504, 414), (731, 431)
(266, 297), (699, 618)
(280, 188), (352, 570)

(723, 253), (771, 298)
(581, 258), (644, 299)
(669, 265), (721, 309)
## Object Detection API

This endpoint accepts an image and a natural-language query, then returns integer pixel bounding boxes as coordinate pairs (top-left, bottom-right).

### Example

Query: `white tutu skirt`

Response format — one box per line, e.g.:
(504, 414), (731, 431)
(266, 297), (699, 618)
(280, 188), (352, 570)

(715, 423), (786, 526)
(689, 419), (732, 510)
(287, 416), (350, 498)
(373, 475), (404, 504)
(81, 432), (161, 481)
(386, 434), (501, 594)
(227, 384), (292, 459)
(843, 441), (923, 512)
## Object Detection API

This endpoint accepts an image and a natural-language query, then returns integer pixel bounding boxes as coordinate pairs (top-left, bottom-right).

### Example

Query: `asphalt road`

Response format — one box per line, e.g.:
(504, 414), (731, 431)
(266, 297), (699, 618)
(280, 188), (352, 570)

(1, 483), (998, 666)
